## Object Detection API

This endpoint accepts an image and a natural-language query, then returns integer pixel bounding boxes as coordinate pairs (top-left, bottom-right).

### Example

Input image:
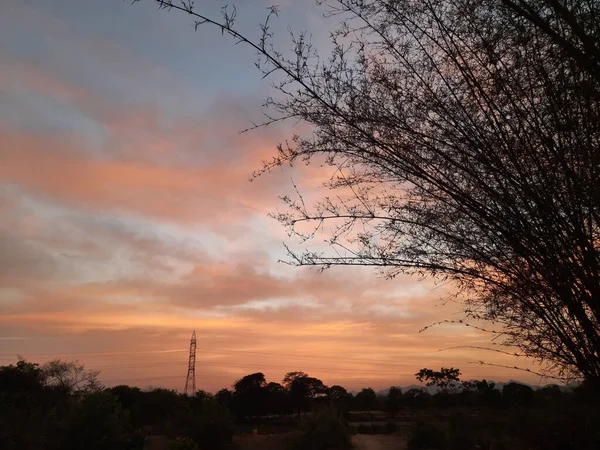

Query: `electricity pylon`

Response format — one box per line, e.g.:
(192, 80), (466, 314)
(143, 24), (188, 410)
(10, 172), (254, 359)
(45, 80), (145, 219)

(184, 330), (196, 395)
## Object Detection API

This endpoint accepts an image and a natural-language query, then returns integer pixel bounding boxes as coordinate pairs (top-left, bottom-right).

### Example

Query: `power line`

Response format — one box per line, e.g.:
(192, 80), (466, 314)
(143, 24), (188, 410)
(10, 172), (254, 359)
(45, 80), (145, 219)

(0, 346), (425, 367)
(89, 360), (413, 377)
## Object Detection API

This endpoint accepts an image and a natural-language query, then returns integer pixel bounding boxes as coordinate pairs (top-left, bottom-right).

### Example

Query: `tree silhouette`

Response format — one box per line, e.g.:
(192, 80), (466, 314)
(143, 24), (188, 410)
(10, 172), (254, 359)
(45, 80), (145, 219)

(328, 385), (353, 413)
(232, 372), (268, 419)
(133, 0), (600, 384)
(284, 372), (327, 417)
(502, 381), (535, 405)
(42, 359), (102, 393)
(416, 368), (462, 394)
(353, 388), (379, 411)
(384, 386), (402, 418)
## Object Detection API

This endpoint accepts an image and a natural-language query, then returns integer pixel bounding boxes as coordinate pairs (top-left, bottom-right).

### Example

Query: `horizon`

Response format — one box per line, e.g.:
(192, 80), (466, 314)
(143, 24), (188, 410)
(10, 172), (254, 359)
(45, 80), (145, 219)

(1, 0), (546, 392)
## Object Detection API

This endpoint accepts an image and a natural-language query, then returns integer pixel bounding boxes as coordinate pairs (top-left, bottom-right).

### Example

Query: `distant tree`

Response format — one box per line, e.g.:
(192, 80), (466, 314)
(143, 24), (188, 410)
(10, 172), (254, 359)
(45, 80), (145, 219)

(0, 359), (44, 394)
(502, 382), (535, 405)
(184, 394), (233, 450)
(353, 388), (379, 411)
(110, 385), (143, 411)
(42, 359), (102, 393)
(0, 360), (48, 450)
(135, 388), (181, 431)
(215, 388), (233, 409)
(327, 385), (353, 413)
(536, 384), (563, 402)
(59, 391), (142, 450)
(403, 388), (431, 409)
(282, 371), (309, 389)
(265, 382), (288, 415)
(383, 386), (402, 418)
(461, 379), (502, 407)
(134, 0), (600, 384)
(287, 373), (328, 417)
(294, 407), (352, 450)
(416, 368), (462, 394)
(234, 372), (267, 394)
(232, 372), (268, 419)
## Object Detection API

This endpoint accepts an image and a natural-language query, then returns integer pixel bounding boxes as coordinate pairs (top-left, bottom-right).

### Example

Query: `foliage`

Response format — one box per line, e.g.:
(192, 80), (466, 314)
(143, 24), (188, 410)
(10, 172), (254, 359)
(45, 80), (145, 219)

(383, 386), (402, 417)
(137, 0), (600, 383)
(232, 372), (268, 419)
(0, 359), (145, 450)
(293, 407), (353, 450)
(58, 391), (138, 450)
(356, 421), (398, 434)
(327, 385), (353, 412)
(169, 437), (200, 450)
(184, 394), (234, 450)
(407, 422), (447, 450)
(288, 373), (328, 416)
(352, 387), (380, 411)
(42, 359), (102, 393)
(416, 368), (462, 394)
(502, 382), (534, 405)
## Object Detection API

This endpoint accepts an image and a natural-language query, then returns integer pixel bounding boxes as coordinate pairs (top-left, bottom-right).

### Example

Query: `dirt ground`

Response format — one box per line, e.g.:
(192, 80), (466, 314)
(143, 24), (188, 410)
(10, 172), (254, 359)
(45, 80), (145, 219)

(231, 432), (407, 450)
(233, 432), (300, 450)
(352, 434), (407, 450)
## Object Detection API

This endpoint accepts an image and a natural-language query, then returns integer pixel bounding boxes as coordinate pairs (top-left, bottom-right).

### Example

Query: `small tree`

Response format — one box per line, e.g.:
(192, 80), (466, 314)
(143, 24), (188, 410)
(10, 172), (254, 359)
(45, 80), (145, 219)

(416, 368), (462, 394)
(353, 388), (380, 411)
(502, 382), (534, 405)
(384, 386), (402, 418)
(232, 372), (268, 419)
(42, 359), (101, 393)
(285, 372), (328, 417)
(327, 385), (353, 413)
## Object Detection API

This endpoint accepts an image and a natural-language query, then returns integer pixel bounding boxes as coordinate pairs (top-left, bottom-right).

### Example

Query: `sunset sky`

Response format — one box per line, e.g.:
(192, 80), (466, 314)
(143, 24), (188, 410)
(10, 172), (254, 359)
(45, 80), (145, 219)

(1, 0), (542, 392)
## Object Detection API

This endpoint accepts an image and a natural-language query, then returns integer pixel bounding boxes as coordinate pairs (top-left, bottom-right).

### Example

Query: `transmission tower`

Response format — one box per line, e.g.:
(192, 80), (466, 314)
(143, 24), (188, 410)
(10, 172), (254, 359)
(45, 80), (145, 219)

(184, 329), (196, 395)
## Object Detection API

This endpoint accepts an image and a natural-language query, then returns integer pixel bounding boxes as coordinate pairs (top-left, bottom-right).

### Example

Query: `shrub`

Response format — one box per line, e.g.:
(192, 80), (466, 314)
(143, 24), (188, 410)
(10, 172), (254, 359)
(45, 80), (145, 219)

(383, 421), (398, 434)
(407, 422), (447, 450)
(356, 424), (372, 434)
(186, 400), (233, 450)
(293, 407), (352, 450)
(169, 437), (200, 450)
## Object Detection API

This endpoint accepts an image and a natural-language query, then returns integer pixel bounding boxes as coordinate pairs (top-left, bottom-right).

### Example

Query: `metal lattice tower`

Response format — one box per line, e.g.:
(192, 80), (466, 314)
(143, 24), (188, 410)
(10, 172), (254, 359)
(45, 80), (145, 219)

(184, 330), (196, 395)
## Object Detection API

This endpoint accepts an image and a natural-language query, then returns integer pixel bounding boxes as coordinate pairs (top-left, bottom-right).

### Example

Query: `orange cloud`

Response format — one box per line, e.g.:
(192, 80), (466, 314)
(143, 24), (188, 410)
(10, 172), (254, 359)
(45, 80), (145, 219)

(0, 34), (545, 393)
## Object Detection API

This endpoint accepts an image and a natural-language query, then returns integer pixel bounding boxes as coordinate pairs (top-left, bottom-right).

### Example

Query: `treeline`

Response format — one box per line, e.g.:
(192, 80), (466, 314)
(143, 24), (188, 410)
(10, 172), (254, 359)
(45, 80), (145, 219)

(3, 360), (600, 450)
(0, 359), (231, 450)
(209, 368), (597, 420)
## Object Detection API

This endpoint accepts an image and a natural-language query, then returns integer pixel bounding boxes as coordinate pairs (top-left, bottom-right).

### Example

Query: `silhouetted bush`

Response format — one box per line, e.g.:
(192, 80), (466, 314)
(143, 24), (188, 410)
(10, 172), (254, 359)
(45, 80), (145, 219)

(502, 382), (534, 406)
(292, 407), (352, 450)
(181, 395), (234, 450)
(384, 421), (398, 434)
(169, 437), (200, 450)
(407, 422), (447, 450)
(355, 421), (398, 435)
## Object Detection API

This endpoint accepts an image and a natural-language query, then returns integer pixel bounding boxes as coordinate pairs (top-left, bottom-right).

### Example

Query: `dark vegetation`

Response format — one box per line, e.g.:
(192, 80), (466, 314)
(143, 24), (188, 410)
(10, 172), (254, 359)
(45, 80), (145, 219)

(3, 359), (600, 449)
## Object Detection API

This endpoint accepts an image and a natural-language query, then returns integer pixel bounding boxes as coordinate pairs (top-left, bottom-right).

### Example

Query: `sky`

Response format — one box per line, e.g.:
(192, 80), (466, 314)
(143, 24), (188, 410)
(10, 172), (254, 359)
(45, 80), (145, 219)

(0, 0), (542, 392)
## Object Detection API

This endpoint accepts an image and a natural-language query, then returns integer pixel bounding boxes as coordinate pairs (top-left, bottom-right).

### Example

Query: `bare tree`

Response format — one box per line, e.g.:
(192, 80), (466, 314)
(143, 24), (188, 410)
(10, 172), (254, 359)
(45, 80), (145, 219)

(42, 359), (102, 393)
(132, 1), (600, 384)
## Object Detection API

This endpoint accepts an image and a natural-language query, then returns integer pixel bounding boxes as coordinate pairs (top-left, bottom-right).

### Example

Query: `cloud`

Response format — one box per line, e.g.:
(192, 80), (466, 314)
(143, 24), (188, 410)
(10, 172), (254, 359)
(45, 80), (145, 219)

(0, 0), (545, 393)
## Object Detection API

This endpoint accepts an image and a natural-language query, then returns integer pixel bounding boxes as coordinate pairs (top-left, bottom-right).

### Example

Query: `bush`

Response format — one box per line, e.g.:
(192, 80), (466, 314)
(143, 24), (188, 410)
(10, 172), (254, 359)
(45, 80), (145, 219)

(356, 424), (372, 434)
(384, 421), (398, 434)
(407, 422), (447, 450)
(355, 422), (397, 435)
(293, 407), (352, 450)
(185, 399), (233, 450)
(169, 437), (200, 450)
